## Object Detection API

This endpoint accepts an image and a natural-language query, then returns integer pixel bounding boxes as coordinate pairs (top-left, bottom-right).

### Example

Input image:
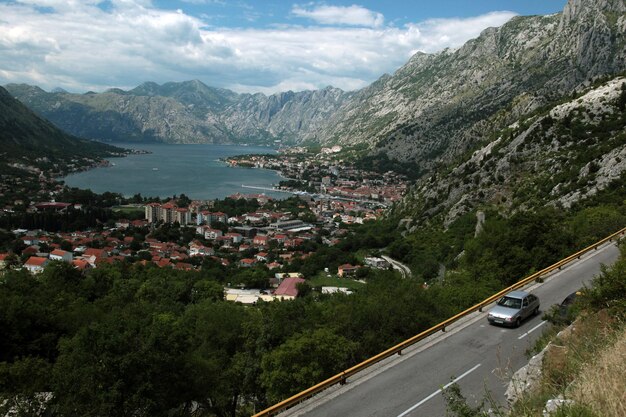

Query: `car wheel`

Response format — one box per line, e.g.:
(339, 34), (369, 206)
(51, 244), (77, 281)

(533, 307), (539, 316)
(515, 318), (521, 327)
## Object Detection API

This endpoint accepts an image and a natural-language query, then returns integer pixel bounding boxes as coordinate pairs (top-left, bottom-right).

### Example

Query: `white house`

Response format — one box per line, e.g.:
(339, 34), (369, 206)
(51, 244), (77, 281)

(204, 228), (223, 240)
(189, 242), (215, 257)
(24, 256), (49, 274)
(49, 249), (73, 263)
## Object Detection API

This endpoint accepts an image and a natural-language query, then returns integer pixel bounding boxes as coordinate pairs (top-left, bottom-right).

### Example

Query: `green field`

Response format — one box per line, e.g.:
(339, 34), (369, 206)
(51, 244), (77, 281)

(308, 272), (366, 291)
(112, 205), (144, 214)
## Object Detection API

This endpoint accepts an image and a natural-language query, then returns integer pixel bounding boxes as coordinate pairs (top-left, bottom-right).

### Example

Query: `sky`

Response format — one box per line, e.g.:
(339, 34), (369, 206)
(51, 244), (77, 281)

(0, 0), (567, 94)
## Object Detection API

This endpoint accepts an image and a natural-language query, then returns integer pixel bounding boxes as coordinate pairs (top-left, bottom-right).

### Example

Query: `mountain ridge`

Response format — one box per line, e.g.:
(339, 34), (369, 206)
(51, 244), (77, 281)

(0, 85), (121, 160)
(393, 75), (626, 227)
(4, 80), (353, 145)
(5, 0), (626, 171)
(317, 0), (626, 171)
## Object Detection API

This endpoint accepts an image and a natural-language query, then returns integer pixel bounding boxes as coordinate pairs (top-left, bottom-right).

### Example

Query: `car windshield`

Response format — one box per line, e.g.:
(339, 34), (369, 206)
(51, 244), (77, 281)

(497, 296), (522, 309)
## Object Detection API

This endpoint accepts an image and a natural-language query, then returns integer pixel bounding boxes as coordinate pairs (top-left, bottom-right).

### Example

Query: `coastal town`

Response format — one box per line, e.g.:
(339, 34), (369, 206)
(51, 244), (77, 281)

(0, 146), (409, 303)
(225, 145), (408, 205)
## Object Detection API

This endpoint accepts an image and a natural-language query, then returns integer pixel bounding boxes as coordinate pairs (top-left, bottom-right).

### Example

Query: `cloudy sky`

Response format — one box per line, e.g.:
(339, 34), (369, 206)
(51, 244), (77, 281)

(0, 0), (567, 94)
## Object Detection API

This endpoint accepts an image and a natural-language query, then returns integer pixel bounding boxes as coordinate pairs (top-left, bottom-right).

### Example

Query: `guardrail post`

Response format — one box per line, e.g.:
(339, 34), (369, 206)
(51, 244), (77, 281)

(340, 376), (347, 385)
(442, 326), (446, 332)
(397, 350), (402, 356)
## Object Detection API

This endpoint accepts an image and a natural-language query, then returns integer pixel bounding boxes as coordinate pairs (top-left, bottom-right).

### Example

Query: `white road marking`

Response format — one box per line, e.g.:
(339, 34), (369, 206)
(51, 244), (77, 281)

(396, 364), (482, 417)
(518, 320), (547, 340)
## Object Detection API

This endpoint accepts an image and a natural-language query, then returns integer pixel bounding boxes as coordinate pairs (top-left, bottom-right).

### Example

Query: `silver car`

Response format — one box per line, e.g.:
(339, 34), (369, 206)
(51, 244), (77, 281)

(487, 290), (540, 327)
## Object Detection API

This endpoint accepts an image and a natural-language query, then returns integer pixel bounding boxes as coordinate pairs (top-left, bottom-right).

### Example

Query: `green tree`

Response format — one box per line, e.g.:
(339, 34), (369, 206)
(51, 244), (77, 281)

(183, 301), (251, 417)
(52, 309), (194, 417)
(569, 206), (625, 247)
(260, 328), (357, 403)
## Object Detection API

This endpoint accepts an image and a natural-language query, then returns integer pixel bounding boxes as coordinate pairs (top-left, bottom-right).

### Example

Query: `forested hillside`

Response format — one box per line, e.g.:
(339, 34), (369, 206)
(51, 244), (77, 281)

(1, 180), (624, 417)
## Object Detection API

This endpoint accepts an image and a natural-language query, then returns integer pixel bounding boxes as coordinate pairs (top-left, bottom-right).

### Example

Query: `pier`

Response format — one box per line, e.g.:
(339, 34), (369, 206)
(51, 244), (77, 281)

(241, 185), (299, 194)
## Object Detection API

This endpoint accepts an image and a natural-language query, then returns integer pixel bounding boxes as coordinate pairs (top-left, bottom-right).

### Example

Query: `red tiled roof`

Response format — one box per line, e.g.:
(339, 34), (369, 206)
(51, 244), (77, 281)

(22, 246), (38, 255)
(25, 256), (48, 266)
(274, 277), (305, 298)
(83, 248), (107, 258)
(72, 259), (90, 270)
(174, 262), (193, 271)
(157, 258), (172, 268)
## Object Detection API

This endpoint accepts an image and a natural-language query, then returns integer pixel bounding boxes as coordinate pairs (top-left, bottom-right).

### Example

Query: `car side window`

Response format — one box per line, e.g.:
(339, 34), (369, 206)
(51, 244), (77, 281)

(529, 295), (536, 302)
(523, 298), (529, 307)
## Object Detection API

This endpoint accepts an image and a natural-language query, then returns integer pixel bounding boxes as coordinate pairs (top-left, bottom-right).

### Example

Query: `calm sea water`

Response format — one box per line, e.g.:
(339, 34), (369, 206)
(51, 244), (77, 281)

(62, 143), (284, 199)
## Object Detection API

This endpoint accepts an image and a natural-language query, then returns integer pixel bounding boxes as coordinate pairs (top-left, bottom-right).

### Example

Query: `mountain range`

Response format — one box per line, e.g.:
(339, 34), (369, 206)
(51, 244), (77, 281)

(4, 81), (352, 146)
(0, 86), (122, 167)
(4, 0), (626, 177)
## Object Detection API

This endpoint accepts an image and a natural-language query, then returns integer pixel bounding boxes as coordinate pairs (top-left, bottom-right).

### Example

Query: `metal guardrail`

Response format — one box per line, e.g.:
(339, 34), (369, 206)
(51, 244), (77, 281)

(252, 226), (626, 417)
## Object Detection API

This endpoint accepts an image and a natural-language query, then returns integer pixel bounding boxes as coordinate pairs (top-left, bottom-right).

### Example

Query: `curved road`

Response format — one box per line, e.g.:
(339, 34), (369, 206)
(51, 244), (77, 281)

(381, 255), (412, 278)
(283, 242), (620, 417)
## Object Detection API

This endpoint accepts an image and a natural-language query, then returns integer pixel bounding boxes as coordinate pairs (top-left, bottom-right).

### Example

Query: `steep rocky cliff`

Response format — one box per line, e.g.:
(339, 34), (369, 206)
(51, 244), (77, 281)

(394, 76), (626, 226)
(317, 0), (626, 170)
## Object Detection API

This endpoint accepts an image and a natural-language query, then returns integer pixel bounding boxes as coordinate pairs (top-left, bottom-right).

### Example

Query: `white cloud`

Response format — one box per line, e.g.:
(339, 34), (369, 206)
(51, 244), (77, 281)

(291, 4), (384, 28)
(0, 1), (516, 94)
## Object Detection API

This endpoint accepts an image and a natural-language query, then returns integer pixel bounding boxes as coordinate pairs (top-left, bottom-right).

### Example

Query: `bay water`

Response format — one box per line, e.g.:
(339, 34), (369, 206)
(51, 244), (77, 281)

(62, 143), (284, 200)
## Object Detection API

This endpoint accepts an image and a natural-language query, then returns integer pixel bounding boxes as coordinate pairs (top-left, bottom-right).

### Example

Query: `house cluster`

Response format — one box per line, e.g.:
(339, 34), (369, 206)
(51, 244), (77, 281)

(225, 149), (408, 205)
(0, 154), (124, 212)
(224, 271), (353, 304)
(1, 183), (399, 306)
(194, 213), (316, 270)
(5, 224), (147, 274)
(225, 273), (306, 303)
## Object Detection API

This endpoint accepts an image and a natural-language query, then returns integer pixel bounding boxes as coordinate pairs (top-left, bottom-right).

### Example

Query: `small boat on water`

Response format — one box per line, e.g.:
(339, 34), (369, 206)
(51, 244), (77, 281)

(152, 168), (159, 171)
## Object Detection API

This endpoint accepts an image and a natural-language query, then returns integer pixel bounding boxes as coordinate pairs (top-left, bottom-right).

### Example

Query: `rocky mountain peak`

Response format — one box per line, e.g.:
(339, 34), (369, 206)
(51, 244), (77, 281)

(132, 81), (162, 96)
(561, 0), (626, 25)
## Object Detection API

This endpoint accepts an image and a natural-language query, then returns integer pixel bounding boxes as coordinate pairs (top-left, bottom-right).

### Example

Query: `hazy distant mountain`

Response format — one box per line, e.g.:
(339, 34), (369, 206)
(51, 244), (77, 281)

(5, 81), (352, 145)
(4, 83), (235, 144)
(0, 85), (122, 163)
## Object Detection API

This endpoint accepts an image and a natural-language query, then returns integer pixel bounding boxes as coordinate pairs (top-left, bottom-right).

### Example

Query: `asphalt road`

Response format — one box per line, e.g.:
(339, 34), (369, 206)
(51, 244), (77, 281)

(381, 255), (412, 278)
(284, 242), (620, 417)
